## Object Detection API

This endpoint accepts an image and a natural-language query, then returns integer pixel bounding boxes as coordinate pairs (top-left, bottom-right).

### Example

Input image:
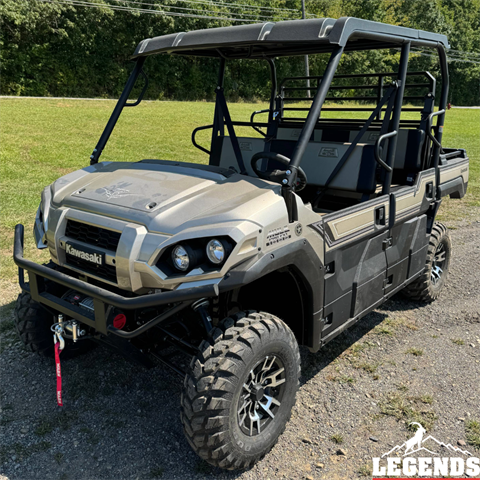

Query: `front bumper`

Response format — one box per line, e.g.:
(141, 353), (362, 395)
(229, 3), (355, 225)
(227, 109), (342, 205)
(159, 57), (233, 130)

(13, 224), (218, 338)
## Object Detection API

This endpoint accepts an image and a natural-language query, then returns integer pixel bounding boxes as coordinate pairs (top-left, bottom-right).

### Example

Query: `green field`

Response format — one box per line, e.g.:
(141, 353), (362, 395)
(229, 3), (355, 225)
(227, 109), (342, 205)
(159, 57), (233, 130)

(1, 98), (479, 302)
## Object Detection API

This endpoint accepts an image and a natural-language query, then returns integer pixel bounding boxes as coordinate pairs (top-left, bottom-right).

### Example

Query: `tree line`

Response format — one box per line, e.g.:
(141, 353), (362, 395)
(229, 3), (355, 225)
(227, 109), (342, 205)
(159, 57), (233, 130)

(1, 0), (479, 105)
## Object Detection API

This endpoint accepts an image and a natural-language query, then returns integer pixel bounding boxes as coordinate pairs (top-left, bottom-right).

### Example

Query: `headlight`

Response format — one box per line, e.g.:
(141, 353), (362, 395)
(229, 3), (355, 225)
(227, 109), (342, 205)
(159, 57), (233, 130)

(206, 239), (225, 264)
(171, 244), (190, 271)
(158, 237), (235, 276)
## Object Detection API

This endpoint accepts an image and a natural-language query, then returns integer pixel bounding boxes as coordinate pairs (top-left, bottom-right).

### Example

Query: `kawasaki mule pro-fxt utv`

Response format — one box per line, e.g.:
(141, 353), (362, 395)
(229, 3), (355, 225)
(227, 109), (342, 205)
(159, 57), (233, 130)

(14, 17), (469, 470)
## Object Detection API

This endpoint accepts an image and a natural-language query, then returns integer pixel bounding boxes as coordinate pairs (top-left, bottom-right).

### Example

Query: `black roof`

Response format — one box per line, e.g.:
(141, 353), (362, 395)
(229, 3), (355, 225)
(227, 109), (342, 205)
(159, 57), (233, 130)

(132, 17), (449, 60)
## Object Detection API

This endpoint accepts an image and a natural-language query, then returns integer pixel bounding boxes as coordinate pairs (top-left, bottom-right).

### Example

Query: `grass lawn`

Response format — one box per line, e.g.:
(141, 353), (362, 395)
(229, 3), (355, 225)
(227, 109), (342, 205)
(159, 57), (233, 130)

(1, 98), (479, 304)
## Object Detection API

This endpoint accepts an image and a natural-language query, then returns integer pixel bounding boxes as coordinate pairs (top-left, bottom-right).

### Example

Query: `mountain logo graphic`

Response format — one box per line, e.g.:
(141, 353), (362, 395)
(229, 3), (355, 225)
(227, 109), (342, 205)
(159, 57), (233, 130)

(372, 422), (479, 478)
(381, 422), (473, 458)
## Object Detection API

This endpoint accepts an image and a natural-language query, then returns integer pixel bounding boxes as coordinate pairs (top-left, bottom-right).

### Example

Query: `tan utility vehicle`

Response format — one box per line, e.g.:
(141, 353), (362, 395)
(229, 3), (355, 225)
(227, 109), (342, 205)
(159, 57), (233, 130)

(14, 17), (469, 470)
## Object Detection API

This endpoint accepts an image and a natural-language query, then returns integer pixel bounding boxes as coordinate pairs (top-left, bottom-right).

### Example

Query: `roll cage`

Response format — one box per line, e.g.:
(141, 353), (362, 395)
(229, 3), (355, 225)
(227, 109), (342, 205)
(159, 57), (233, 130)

(89, 17), (451, 222)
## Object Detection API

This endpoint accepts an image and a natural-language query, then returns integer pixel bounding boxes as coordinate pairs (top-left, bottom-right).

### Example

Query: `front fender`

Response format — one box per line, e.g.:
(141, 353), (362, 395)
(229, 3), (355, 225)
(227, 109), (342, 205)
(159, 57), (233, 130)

(218, 238), (324, 351)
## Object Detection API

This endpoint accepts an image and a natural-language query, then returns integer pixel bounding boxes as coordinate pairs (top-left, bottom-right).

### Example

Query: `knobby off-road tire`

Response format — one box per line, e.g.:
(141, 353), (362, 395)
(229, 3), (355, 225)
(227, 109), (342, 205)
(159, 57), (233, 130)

(403, 222), (451, 302)
(181, 311), (301, 470)
(15, 290), (94, 359)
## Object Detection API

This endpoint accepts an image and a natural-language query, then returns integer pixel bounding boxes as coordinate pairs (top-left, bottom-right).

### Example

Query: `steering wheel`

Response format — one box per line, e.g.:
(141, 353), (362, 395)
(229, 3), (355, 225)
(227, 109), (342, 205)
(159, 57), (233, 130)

(250, 152), (308, 192)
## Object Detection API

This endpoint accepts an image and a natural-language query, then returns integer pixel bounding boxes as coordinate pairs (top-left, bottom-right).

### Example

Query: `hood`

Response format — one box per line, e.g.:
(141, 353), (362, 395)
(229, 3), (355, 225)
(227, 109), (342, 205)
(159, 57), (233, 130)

(51, 161), (281, 234)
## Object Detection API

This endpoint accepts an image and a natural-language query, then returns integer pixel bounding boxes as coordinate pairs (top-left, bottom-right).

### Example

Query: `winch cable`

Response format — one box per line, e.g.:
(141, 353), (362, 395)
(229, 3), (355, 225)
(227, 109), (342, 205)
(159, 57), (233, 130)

(54, 341), (63, 406)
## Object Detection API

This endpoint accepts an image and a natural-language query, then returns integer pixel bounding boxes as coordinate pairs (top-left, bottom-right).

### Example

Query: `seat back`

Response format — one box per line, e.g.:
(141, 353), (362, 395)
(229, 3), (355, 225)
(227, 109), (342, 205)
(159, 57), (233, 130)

(215, 135), (377, 193)
(213, 127), (425, 193)
(268, 139), (377, 193)
(213, 136), (265, 177)
(277, 126), (426, 170)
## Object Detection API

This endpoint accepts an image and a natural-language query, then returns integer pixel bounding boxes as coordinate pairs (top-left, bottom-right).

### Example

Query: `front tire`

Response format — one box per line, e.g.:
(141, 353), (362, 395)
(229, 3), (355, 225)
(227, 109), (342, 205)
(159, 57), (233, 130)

(181, 311), (300, 470)
(403, 222), (451, 302)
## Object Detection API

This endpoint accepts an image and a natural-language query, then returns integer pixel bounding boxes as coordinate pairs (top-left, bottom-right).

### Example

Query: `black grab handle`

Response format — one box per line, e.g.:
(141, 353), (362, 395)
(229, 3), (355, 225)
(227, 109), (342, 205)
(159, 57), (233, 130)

(191, 124), (213, 155)
(249, 109), (270, 137)
(374, 130), (397, 172)
(125, 69), (149, 107)
(426, 109), (445, 150)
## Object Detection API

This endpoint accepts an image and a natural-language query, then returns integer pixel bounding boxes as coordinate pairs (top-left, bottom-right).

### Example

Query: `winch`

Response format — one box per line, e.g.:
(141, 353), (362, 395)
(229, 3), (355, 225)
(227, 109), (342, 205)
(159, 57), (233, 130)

(62, 289), (95, 312)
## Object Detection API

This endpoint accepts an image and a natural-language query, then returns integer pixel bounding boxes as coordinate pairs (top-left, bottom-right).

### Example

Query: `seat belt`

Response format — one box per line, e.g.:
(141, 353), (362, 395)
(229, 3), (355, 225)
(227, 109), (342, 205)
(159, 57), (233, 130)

(359, 92), (396, 202)
(377, 85), (397, 150)
(215, 87), (247, 174)
(314, 84), (397, 207)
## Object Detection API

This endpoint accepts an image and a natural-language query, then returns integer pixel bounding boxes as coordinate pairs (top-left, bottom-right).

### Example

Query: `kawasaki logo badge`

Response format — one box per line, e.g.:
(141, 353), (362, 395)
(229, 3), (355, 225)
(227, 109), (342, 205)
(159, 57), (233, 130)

(319, 147), (338, 158)
(65, 243), (103, 265)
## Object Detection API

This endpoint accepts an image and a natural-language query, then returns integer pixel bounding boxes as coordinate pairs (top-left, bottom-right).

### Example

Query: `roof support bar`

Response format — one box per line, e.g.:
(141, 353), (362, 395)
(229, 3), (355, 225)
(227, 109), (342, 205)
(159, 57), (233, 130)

(209, 56), (226, 160)
(90, 57), (146, 165)
(288, 45), (344, 181)
(215, 88), (247, 173)
(381, 41), (411, 195)
(208, 58), (226, 165)
(281, 45), (343, 223)
(209, 57), (247, 174)
(266, 58), (277, 123)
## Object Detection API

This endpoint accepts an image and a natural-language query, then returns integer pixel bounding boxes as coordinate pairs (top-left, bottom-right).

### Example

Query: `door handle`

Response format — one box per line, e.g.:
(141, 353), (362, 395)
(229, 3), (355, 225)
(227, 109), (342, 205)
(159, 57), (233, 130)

(374, 205), (386, 226)
(426, 181), (434, 199)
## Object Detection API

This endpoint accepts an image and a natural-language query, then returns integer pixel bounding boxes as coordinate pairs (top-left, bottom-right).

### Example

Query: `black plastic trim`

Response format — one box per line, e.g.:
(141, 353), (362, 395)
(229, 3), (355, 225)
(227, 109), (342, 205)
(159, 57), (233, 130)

(438, 176), (467, 199)
(218, 238), (324, 350)
(320, 267), (424, 348)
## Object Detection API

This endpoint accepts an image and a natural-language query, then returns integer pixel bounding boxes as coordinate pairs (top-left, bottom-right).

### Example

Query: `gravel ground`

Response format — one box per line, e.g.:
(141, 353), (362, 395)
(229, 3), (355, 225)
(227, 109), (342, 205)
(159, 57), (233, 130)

(1, 220), (479, 480)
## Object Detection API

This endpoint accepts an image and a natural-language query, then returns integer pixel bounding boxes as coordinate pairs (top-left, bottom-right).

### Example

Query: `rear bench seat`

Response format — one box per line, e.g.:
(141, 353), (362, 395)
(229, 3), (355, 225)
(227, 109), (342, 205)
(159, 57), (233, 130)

(277, 127), (426, 171)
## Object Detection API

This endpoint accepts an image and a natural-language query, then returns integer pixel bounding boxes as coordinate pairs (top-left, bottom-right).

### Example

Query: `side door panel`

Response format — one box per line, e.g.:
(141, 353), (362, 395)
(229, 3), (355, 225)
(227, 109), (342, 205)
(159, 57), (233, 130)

(384, 217), (419, 293)
(311, 196), (390, 338)
(407, 215), (429, 278)
(352, 233), (389, 317)
(385, 170), (435, 291)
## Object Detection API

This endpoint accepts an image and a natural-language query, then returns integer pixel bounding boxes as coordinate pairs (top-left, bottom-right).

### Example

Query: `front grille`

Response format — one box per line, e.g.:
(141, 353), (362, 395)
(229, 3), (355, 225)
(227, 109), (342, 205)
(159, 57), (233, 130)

(65, 220), (121, 251)
(64, 220), (120, 282)
(66, 254), (117, 283)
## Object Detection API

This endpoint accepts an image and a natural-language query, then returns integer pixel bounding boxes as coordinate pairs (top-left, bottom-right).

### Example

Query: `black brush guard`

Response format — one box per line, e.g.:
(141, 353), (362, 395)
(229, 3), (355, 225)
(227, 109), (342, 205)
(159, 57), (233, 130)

(13, 224), (218, 338)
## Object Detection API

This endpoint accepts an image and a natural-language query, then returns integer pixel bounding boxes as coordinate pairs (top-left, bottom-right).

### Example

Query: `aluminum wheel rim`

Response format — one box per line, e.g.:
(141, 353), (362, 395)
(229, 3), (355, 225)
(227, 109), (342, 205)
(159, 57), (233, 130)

(237, 355), (286, 437)
(431, 241), (447, 285)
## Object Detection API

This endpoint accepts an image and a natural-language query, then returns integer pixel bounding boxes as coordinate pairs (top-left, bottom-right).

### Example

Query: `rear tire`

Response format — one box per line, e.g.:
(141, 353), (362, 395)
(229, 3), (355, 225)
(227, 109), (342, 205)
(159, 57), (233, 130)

(403, 222), (451, 302)
(14, 290), (94, 359)
(180, 311), (300, 470)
